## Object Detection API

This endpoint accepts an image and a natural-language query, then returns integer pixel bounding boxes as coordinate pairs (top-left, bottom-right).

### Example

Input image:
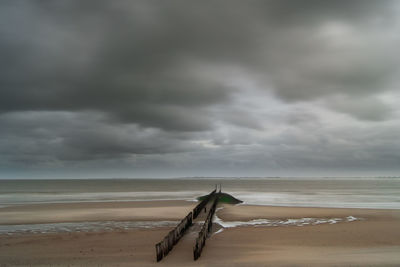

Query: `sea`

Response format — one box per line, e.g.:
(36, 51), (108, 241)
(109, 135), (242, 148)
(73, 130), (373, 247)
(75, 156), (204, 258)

(1, 177), (399, 235)
(1, 177), (399, 209)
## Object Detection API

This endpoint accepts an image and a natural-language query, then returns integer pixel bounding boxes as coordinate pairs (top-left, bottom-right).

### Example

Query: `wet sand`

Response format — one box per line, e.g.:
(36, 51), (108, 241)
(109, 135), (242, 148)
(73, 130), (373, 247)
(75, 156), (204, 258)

(0, 200), (195, 225)
(0, 201), (399, 266)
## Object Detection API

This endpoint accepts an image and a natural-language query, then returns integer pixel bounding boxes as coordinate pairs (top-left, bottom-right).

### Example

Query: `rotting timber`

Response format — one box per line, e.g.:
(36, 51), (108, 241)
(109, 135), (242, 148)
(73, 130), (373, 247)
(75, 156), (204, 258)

(193, 194), (219, 260)
(155, 187), (241, 262)
(155, 189), (216, 262)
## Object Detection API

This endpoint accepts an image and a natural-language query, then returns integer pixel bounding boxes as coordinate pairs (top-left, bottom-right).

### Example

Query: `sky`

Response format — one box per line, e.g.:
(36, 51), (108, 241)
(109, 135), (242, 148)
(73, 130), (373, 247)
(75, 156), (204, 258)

(1, 0), (400, 179)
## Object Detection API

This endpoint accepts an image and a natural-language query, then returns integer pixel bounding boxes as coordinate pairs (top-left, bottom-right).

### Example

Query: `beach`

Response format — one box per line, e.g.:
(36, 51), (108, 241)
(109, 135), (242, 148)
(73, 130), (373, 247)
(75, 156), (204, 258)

(1, 200), (399, 266)
(3, 0), (400, 264)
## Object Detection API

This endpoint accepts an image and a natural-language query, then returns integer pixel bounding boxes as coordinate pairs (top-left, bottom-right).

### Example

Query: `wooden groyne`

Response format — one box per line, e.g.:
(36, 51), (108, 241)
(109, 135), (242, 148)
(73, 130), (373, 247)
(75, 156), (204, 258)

(155, 189), (216, 262)
(155, 211), (193, 262)
(192, 189), (216, 219)
(193, 195), (219, 260)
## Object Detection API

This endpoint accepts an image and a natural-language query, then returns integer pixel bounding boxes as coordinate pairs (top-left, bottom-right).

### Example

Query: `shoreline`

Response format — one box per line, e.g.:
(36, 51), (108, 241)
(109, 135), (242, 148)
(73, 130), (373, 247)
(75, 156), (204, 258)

(1, 200), (400, 225)
(3, 197), (400, 211)
(0, 200), (194, 225)
(1, 201), (400, 266)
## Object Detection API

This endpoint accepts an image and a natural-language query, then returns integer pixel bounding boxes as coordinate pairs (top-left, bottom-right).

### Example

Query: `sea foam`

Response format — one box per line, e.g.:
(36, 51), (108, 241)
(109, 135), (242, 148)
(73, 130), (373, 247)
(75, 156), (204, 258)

(0, 220), (178, 235)
(213, 213), (362, 232)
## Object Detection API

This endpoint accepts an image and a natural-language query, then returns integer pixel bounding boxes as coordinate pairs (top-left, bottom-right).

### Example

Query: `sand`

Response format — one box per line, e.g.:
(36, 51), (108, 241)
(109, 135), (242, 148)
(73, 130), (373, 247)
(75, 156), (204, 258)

(0, 200), (195, 225)
(1, 201), (399, 266)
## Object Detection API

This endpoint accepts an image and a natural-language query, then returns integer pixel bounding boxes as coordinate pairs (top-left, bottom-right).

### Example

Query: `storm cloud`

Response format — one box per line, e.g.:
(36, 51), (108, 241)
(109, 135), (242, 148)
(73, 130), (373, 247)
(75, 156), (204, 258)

(1, 0), (399, 178)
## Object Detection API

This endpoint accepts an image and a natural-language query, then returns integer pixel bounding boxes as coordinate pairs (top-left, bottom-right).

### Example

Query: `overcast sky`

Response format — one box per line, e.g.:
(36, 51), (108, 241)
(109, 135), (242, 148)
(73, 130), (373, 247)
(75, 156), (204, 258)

(1, 0), (400, 178)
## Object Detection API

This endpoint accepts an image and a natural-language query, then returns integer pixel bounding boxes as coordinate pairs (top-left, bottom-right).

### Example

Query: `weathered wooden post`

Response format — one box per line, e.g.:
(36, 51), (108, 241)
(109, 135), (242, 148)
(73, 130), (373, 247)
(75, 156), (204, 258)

(155, 243), (161, 262)
(155, 189), (216, 262)
(193, 195), (219, 260)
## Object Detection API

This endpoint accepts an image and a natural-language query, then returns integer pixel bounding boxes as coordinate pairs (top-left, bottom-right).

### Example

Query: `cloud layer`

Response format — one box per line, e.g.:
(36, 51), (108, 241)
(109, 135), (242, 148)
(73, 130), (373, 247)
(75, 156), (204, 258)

(1, 0), (400, 178)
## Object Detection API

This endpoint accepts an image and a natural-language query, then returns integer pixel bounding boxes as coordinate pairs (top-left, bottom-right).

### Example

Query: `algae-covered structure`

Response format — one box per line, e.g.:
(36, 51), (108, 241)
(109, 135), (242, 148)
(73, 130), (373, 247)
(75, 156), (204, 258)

(198, 191), (242, 204)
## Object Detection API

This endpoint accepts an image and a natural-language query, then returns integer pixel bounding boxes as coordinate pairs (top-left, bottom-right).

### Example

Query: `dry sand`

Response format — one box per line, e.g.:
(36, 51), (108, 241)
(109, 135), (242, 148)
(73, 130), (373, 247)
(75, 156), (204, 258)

(0, 201), (399, 266)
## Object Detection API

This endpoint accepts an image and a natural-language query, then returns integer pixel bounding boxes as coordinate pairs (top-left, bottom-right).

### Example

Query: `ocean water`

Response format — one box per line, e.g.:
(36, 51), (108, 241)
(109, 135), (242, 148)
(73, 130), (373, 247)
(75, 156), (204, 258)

(0, 178), (398, 235)
(1, 177), (399, 209)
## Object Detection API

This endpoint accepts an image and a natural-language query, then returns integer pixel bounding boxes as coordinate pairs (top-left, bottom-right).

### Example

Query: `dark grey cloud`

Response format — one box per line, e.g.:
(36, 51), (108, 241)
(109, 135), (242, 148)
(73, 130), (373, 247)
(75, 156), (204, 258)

(0, 0), (236, 131)
(0, 0), (400, 177)
(0, 111), (207, 165)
